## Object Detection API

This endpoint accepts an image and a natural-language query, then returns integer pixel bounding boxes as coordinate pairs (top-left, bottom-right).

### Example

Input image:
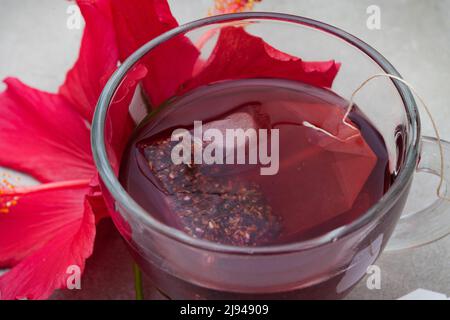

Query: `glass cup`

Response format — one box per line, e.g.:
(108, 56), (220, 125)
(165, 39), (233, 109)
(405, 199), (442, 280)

(91, 13), (450, 299)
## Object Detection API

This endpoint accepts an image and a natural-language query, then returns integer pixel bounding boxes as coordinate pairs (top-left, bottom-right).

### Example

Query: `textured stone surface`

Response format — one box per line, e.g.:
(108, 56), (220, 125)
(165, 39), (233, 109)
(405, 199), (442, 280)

(0, 0), (449, 300)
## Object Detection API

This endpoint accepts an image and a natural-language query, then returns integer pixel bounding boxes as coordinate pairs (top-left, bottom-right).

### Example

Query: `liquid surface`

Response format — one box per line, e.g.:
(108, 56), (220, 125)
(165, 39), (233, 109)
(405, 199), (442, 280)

(120, 79), (392, 246)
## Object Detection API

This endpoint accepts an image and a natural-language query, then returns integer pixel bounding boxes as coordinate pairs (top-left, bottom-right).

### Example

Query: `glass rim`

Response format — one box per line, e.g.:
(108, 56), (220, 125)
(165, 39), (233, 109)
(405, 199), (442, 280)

(91, 12), (420, 254)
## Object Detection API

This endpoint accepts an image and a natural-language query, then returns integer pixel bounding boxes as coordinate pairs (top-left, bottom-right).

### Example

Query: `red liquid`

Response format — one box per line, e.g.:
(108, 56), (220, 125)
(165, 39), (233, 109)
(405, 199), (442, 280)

(120, 79), (393, 246)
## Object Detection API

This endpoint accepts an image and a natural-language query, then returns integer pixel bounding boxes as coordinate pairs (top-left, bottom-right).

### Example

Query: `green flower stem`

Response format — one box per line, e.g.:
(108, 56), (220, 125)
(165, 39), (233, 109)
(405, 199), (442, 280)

(133, 263), (144, 300)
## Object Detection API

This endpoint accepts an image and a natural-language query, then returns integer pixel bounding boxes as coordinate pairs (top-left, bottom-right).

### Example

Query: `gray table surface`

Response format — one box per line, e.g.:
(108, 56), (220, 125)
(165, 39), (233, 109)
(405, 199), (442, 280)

(0, 0), (449, 300)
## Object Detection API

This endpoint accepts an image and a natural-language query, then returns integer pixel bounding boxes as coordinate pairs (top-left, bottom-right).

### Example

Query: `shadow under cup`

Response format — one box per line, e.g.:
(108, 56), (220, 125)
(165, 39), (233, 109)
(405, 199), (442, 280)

(91, 13), (421, 299)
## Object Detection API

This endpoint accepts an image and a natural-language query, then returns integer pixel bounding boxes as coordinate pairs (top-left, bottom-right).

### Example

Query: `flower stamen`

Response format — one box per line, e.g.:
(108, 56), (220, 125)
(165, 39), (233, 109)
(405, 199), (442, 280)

(210, 0), (261, 15)
(1, 174), (19, 214)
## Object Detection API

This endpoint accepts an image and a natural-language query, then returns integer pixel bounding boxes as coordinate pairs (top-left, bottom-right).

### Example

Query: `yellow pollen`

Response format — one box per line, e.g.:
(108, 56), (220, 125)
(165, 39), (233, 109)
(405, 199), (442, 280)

(210, 0), (261, 15)
(1, 174), (19, 214)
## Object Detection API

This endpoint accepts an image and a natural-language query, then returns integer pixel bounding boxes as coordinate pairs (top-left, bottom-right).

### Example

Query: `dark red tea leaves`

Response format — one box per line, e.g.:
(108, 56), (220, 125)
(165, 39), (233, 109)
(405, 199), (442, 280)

(184, 26), (341, 93)
(140, 138), (282, 246)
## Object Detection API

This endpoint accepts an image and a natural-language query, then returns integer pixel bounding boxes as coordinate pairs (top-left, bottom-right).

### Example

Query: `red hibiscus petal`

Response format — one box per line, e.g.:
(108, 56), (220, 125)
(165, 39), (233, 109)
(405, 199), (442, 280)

(0, 182), (95, 300)
(109, 0), (200, 107)
(110, 0), (177, 61)
(0, 78), (95, 183)
(0, 180), (91, 267)
(140, 35), (200, 107)
(86, 177), (110, 224)
(184, 26), (341, 92)
(105, 64), (148, 173)
(59, 0), (119, 122)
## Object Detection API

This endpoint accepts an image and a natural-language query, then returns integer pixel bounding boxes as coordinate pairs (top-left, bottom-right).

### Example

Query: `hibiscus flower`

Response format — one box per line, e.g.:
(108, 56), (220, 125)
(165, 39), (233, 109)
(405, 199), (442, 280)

(0, 0), (339, 300)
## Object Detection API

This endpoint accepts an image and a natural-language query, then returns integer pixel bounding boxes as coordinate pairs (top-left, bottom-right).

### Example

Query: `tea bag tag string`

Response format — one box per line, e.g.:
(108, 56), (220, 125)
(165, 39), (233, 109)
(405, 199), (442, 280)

(343, 73), (450, 201)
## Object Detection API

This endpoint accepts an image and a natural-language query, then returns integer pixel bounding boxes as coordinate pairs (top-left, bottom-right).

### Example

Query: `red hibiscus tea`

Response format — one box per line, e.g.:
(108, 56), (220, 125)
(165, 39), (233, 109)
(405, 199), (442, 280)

(89, 13), (415, 299)
(120, 78), (393, 248)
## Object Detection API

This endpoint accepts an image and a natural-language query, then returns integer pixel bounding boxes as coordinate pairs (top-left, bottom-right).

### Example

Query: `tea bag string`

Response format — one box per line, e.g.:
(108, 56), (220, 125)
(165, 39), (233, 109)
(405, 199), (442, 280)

(343, 73), (449, 201)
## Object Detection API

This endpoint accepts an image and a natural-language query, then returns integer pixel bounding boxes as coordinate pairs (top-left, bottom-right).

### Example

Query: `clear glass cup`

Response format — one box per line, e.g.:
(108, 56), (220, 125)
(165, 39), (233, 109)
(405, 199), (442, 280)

(91, 13), (450, 299)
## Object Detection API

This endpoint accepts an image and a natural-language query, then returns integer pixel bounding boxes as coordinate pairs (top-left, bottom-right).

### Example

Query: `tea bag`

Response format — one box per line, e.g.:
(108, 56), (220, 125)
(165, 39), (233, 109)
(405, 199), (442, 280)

(254, 99), (378, 237)
(138, 96), (379, 244)
(139, 113), (283, 246)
